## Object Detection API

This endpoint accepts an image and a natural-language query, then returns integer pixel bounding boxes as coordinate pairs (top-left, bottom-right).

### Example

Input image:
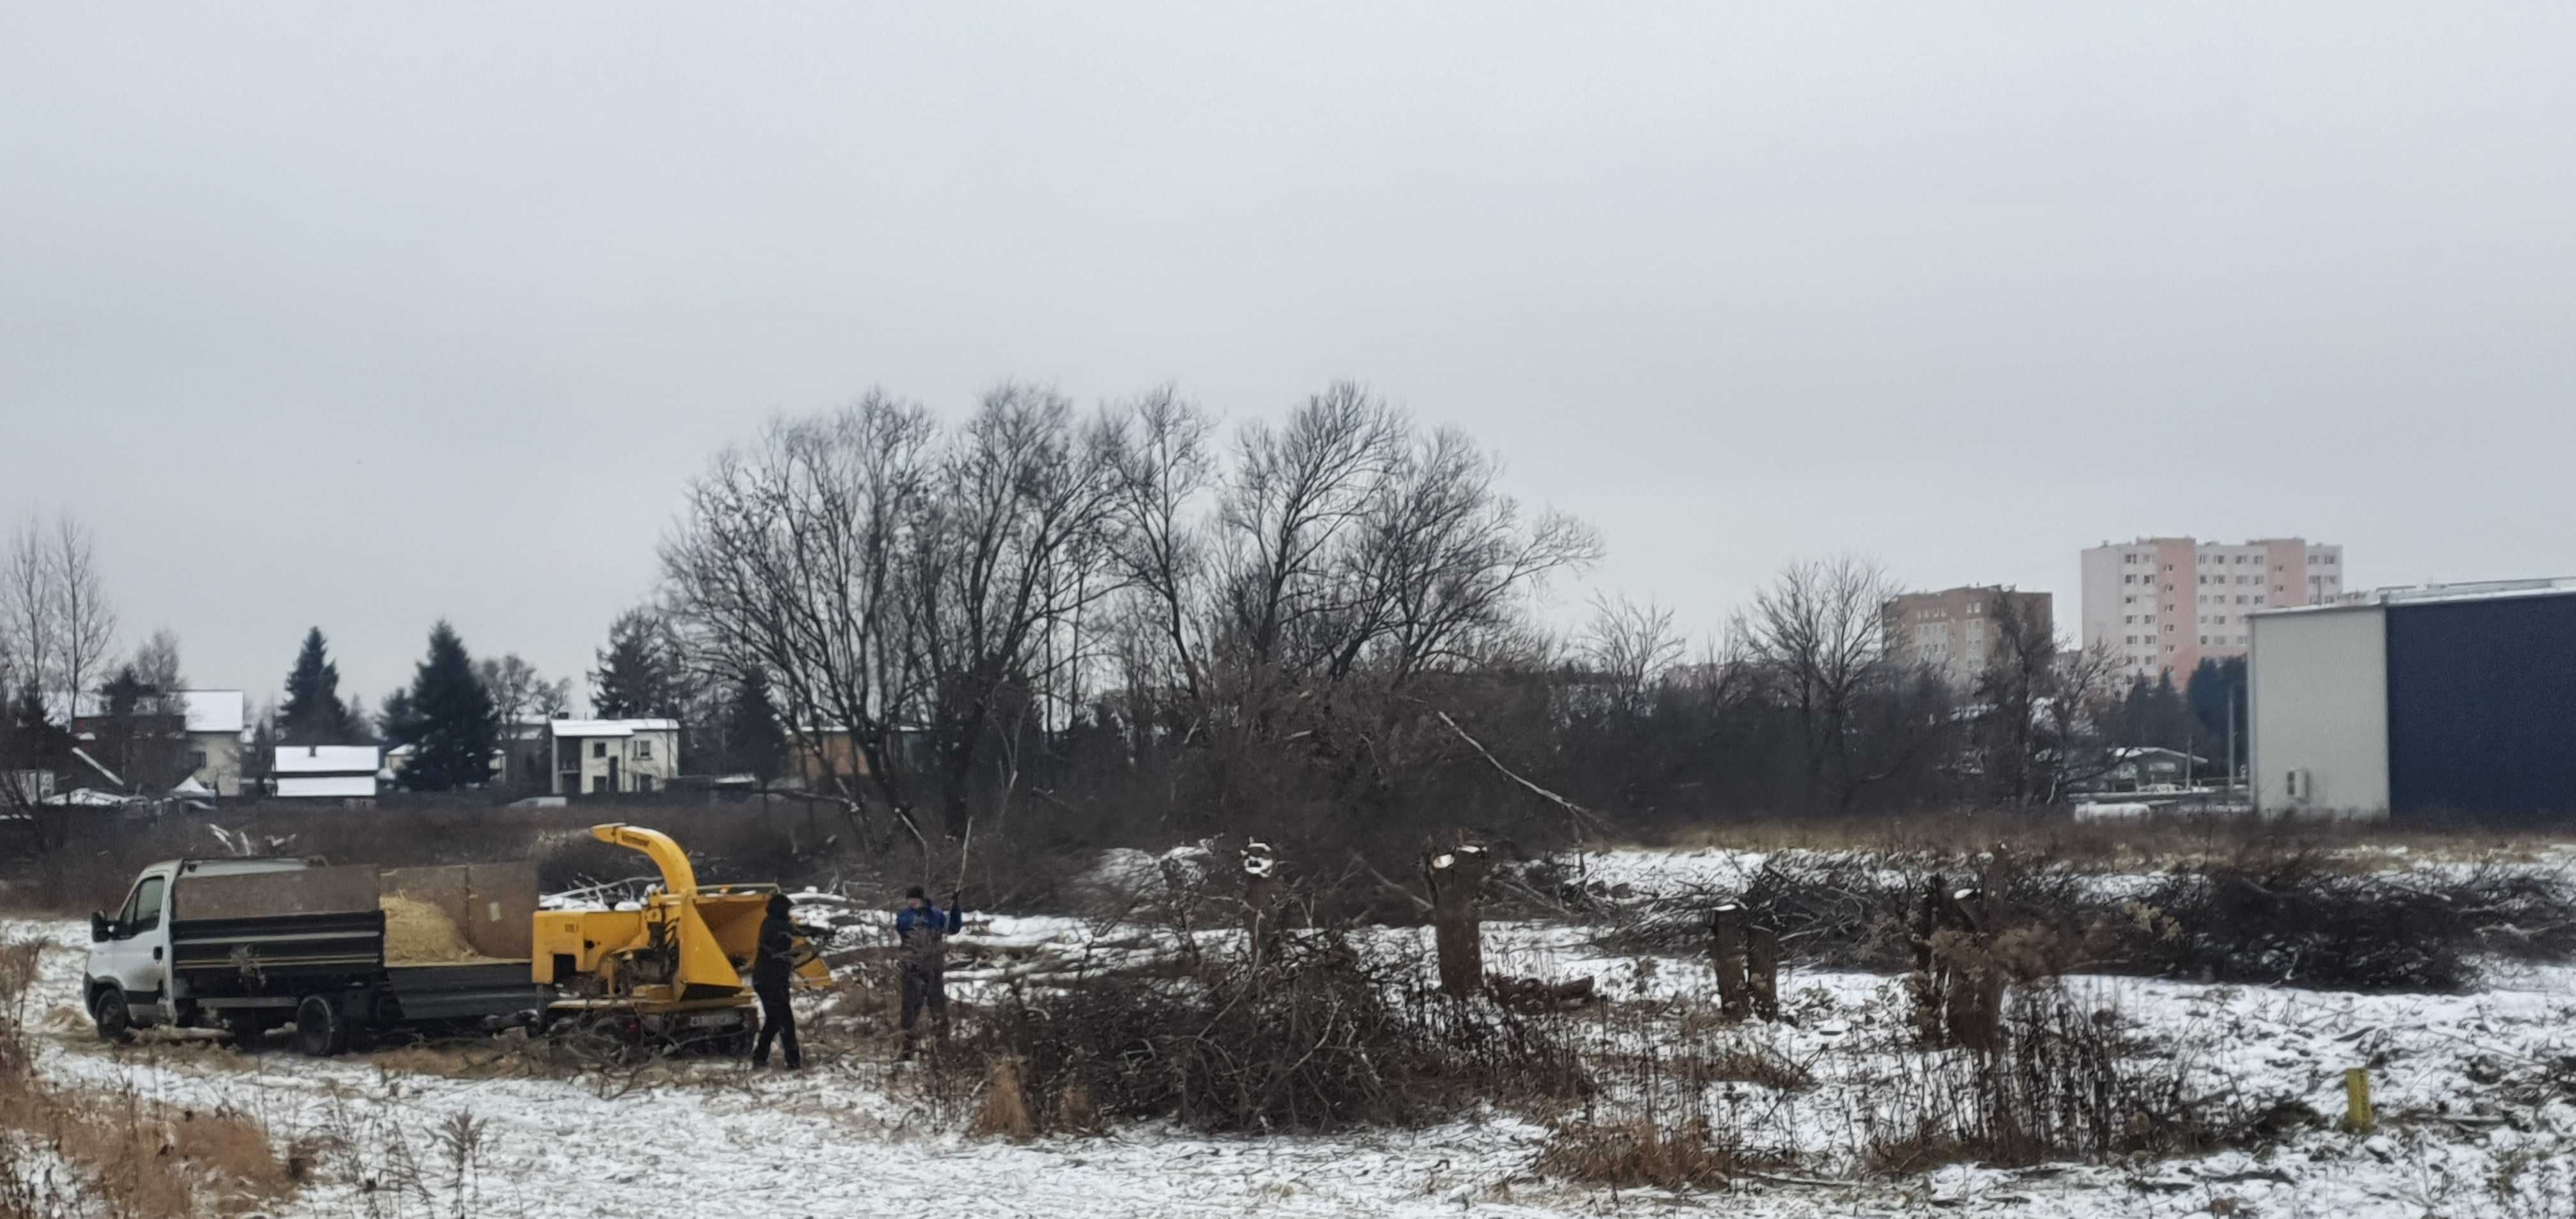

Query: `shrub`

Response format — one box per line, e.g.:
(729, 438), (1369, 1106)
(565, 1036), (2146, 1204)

(946, 931), (1588, 1135)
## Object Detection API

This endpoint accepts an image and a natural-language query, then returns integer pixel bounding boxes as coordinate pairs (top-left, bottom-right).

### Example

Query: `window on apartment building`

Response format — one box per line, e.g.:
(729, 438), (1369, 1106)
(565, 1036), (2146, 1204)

(2165, 583), (2175, 592)
(2200, 635), (2209, 645)
(2255, 595), (2266, 605)
(592, 741), (606, 759)
(2126, 635), (2138, 644)
(2326, 555), (2336, 565)
(636, 739), (652, 760)
(2143, 614), (2154, 624)
(2166, 643), (2176, 653)
(2308, 555), (2318, 565)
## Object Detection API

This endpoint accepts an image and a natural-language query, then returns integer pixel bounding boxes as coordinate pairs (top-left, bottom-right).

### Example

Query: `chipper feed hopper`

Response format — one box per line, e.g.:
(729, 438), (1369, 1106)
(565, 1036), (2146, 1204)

(532, 824), (825, 1043)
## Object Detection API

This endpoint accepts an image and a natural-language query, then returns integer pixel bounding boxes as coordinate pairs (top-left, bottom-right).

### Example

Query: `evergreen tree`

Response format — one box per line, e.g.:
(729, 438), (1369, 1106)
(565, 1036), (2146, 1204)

(2186, 656), (2250, 775)
(377, 689), (422, 748)
(2118, 672), (2195, 753)
(244, 704), (277, 788)
(719, 669), (789, 784)
(279, 627), (355, 746)
(590, 608), (680, 719)
(341, 691), (379, 745)
(398, 621), (496, 792)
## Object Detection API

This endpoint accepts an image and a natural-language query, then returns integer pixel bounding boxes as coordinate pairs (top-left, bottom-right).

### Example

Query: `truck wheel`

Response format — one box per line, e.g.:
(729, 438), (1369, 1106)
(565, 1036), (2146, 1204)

(295, 995), (349, 1057)
(91, 988), (134, 1043)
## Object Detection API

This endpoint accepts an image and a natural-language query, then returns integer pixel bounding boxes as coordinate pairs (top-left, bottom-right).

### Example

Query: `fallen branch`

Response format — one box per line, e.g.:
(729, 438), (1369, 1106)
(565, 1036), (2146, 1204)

(1421, 705), (1610, 840)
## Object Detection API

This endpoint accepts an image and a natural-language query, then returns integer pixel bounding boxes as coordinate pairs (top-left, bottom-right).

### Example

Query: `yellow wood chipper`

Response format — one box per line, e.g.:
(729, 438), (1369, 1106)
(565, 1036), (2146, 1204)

(532, 824), (829, 1048)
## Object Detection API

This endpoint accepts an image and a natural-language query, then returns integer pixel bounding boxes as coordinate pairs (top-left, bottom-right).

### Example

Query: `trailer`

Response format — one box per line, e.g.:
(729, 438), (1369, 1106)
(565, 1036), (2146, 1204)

(83, 857), (550, 1055)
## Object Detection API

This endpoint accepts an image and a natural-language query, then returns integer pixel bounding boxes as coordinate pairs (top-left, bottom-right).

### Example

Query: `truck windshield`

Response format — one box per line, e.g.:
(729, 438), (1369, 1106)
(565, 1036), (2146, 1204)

(123, 877), (165, 934)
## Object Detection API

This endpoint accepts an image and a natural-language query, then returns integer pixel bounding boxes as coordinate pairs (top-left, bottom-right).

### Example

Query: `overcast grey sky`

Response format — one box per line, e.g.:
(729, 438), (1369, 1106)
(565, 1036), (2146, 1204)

(4, 3), (2572, 709)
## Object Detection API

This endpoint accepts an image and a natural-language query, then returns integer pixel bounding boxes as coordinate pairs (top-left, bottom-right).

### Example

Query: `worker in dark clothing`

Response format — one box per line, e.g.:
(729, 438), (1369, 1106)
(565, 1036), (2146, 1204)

(894, 885), (963, 1059)
(751, 893), (802, 1070)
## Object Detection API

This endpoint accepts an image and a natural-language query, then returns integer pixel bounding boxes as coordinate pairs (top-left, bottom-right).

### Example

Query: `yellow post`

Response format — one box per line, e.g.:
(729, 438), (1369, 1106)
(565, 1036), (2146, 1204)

(2343, 1068), (2375, 1132)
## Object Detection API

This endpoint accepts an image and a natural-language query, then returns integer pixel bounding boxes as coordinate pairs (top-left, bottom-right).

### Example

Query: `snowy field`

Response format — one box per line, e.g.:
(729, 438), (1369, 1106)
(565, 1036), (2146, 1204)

(8, 845), (2576, 1218)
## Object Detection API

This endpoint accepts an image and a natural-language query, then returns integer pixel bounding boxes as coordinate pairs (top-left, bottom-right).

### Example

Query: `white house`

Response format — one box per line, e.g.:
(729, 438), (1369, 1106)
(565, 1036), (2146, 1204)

(272, 745), (381, 801)
(181, 691), (247, 797)
(548, 719), (680, 795)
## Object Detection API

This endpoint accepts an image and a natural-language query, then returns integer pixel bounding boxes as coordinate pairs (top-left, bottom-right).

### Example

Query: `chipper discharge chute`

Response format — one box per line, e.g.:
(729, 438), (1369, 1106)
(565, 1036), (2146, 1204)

(531, 824), (827, 1048)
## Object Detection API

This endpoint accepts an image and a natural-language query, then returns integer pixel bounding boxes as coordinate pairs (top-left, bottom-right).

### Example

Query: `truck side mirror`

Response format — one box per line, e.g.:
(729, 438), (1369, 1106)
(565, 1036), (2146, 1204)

(89, 913), (111, 943)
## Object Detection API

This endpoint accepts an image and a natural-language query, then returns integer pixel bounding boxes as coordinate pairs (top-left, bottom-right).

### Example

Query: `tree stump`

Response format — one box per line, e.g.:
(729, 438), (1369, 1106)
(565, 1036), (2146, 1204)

(1746, 924), (1781, 1022)
(1912, 878), (2004, 1050)
(1710, 903), (1749, 1019)
(1241, 839), (1284, 973)
(1424, 844), (1491, 997)
(1908, 874), (1948, 1042)
(1942, 887), (2002, 1051)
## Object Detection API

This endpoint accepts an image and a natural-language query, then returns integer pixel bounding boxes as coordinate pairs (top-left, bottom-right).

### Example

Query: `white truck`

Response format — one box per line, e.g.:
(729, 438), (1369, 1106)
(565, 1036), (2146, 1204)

(84, 856), (544, 1056)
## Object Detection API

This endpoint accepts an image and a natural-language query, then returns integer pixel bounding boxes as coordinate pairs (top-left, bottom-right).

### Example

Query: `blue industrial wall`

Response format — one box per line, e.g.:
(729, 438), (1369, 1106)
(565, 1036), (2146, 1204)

(2383, 592), (2576, 819)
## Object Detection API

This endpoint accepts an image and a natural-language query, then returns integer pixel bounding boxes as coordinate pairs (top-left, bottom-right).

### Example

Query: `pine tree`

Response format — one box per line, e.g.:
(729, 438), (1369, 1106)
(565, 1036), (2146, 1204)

(399, 621), (496, 792)
(2186, 656), (2250, 776)
(720, 670), (789, 784)
(377, 689), (422, 748)
(279, 627), (355, 746)
(591, 608), (680, 719)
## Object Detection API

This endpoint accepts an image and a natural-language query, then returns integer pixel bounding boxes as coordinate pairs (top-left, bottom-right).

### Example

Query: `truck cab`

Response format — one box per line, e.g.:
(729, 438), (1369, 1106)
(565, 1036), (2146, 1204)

(83, 857), (318, 1038)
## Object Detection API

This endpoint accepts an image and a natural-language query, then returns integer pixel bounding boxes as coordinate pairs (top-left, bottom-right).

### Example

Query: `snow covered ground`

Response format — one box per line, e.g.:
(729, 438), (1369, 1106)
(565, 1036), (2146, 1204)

(9, 844), (2576, 1217)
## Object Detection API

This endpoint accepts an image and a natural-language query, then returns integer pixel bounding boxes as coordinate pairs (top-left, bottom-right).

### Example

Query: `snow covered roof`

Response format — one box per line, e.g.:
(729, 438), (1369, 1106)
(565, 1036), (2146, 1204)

(183, 691), (245, 734)
(2260, 576), (2576, 615)
(273, 745), (381, 774)
(2109, 746), (2206, 763)
(275, 774), (378, 799)
(548, 719), (680, 738)
(42, 688), (245, 734)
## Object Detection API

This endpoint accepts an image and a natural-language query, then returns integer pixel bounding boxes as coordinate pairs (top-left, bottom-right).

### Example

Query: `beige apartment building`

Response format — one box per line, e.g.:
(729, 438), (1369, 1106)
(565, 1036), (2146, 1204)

(1883, 585), (2054, 688)
(2081, 537), (2345, 682)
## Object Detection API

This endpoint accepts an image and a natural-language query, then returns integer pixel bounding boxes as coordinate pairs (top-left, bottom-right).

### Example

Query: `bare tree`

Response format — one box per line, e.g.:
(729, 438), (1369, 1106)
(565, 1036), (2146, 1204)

(1737, 557), (1915, 812)
(662, 392), (938, 850)
(50, 516), (116, 711)
(1582, 592), (1687, 714)
(903, 384), (1128, 837)
(1324, 427), (1602, 684)
(1971, 599), (2056, 807)
(1, 518), (56, 701)
(1108, 386), (1217, 706)
(1216, 382), (1404, 673)
(0, 514), (116, 843)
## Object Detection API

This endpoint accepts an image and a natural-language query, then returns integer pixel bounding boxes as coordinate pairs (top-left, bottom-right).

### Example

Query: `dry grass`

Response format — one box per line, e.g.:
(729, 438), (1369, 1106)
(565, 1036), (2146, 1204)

(1537, 1117), (1772, 1191)
(971, 1057), (1036, 1140)
(1, 934), (296, 1217)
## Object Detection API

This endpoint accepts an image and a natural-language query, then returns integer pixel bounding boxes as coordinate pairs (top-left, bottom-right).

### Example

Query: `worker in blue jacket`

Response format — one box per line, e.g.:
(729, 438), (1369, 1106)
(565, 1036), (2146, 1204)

(894, 885), (962, 1059)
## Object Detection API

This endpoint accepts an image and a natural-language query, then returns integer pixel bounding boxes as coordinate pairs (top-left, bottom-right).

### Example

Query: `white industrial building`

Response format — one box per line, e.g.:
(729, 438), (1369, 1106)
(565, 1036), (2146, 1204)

(2250, 579), (2576, 820)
